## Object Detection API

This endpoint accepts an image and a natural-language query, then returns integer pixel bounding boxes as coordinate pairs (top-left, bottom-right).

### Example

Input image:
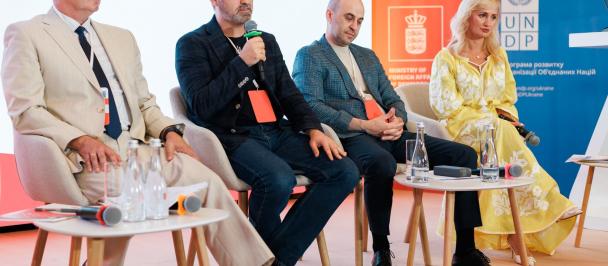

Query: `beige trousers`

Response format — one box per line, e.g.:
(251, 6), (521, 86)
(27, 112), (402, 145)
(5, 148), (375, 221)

(75, 132), (273, 266)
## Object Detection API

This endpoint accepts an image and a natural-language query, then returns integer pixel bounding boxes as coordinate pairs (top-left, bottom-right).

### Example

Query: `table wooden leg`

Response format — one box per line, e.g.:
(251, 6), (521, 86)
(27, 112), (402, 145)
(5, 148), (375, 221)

(238, 191), (249, 215)
(354, 182), (363, 266)
(404, 200), (415, 244)
(575, 166), (595, 248)
(187, 232), (196, 266)
(192, 227), (210, 266)
(362, 205), (369, 252)
(419, 205), (432, 266)
(316, 231), (331, 266)
(31, 229), (48, 266)
(508, 188), (528, 266)
(171, 230), (187, 266)
(69, 236), (82, 266)
(86, 238), (105, 266)
(443, 192), (455, 266)
(407, 189), (423, 266)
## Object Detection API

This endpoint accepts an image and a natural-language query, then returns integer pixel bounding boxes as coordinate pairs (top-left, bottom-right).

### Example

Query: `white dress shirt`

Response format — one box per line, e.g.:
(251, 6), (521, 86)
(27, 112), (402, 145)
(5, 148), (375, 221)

(53, 6), (132, 130)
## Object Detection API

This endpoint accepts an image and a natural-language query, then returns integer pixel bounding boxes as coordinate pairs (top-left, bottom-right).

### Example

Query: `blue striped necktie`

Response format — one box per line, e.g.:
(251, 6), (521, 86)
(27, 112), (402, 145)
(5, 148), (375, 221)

(75, 26), (122, 139)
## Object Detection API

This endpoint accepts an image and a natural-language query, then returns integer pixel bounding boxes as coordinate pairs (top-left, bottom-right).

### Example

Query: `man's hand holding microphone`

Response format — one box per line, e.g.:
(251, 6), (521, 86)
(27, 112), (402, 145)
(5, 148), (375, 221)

(239, 36), (265, 67)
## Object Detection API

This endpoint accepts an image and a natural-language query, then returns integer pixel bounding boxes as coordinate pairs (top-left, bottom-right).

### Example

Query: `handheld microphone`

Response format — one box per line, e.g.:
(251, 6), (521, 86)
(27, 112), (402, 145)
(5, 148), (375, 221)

(35, 205), (122, 226)
(434, 163), (523, 179)
(244, 20), (265, 82)
(471, 163), (523, 179)
(498, 114), (540, 146)
(169, 195), (202, 215)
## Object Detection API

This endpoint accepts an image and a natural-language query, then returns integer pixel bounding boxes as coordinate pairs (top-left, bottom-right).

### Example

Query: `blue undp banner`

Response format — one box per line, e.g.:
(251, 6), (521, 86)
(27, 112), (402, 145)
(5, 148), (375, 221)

(501, 0), (608, 195)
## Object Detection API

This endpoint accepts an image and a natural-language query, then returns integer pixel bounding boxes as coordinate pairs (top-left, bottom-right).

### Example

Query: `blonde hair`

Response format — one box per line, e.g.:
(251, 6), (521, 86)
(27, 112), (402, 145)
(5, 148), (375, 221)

(448, 0), (504, 62)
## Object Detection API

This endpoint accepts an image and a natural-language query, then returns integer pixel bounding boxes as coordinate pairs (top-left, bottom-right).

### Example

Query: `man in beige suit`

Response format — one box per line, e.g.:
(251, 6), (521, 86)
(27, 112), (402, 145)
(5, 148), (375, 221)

(1, 0), (273, 265)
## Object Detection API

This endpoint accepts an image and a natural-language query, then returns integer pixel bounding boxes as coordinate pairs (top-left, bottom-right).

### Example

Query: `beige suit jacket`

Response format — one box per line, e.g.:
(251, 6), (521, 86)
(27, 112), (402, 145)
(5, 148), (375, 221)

(2, 10), (176, 171)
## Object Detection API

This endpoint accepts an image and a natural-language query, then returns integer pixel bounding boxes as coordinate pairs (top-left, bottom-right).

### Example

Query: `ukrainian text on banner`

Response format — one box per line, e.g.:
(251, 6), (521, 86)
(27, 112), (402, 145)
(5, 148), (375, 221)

(502, 0), (608, 195)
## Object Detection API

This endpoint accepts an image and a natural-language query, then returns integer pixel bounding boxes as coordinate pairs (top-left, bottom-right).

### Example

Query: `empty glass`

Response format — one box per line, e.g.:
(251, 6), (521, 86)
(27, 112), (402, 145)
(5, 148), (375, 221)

(103, 162), (124, 208)
(405, 139), (416, 180)
(480, 124), (499, 182)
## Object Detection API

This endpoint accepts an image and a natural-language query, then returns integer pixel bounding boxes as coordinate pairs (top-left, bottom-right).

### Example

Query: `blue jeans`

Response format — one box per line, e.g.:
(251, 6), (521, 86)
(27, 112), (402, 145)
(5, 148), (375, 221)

(228, 125), (360, 265)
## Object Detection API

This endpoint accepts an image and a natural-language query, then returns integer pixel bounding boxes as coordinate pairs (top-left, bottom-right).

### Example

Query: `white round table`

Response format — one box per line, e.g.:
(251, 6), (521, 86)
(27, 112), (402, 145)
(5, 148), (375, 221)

(395, 173), (534, 266)
(32, 205), (229, 266)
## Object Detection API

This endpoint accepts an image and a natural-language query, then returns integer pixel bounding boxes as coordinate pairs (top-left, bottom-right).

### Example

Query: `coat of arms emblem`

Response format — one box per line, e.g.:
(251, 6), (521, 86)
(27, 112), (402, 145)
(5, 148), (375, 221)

(404, 10), (427, 55)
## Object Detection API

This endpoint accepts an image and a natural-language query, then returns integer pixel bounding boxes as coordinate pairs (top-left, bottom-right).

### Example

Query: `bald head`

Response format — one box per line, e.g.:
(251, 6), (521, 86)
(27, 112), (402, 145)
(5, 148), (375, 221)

(327, 0), (340, 11)
(325, 0), (364, 46)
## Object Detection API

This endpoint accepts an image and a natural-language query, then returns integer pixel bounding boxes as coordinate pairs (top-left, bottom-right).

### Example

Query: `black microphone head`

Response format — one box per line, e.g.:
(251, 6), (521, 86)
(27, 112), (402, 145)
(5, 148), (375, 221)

(508, 164), (523, 177)
(244, 20), (258, 32)
(183, 195), (202, 213)
(527, 133), (540, 146)
(102, 205), (123, 226)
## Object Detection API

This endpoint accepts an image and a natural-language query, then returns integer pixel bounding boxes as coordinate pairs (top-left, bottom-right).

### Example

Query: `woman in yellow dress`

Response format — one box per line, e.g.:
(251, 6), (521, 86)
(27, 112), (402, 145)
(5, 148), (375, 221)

(429, 0), (580, 265)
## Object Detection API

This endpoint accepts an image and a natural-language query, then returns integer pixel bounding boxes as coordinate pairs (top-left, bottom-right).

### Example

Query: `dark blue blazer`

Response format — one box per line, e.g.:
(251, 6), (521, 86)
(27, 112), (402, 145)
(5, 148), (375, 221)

(176, 16), (322, 152)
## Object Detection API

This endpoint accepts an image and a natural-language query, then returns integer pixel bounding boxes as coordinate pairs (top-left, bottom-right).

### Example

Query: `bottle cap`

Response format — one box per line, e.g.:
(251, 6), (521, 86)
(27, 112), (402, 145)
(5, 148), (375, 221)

(128, 139), (139, 148)
(150, 138), (162, 147)
(416, 121), (425, 128)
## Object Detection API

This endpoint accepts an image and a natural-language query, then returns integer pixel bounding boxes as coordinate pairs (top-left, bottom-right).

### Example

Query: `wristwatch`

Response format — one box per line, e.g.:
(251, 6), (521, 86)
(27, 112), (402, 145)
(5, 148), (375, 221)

(160, 124), (185, 142)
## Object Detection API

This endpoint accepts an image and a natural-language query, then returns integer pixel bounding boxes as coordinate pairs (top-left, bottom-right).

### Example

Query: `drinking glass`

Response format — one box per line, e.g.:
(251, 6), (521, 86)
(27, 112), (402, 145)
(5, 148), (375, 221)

(103, 162), (125, 208)
(405, 139), (416, 180)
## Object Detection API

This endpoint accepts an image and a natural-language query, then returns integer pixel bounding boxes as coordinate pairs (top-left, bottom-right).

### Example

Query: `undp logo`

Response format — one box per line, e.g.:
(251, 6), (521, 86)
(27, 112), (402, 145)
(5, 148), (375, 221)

(507, 0), (533, 5)
(500, 0), (539, 51)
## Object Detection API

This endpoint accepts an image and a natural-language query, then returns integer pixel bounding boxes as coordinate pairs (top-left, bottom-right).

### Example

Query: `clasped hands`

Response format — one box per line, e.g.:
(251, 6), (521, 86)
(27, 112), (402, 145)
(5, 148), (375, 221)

(361, 108), (405, 141)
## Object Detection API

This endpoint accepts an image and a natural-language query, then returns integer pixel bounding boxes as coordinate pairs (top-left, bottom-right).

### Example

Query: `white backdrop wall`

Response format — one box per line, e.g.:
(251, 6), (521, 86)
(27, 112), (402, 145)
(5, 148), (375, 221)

(0, 0), (372, 153)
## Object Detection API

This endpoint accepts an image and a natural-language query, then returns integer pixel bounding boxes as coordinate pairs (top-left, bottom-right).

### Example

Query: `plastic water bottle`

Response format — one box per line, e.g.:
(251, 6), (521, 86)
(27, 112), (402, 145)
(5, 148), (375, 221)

(145, 139), (168, 219)
(480, 124), (499, 182)
(123, 140), (146, 222)
(411, 122), (430, 183)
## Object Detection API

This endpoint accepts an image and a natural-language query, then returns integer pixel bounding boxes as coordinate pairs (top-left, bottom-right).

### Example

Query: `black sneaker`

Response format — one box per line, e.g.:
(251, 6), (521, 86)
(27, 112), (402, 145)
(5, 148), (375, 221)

(371, 249), (394, 266)
(452, 249), (491, 266)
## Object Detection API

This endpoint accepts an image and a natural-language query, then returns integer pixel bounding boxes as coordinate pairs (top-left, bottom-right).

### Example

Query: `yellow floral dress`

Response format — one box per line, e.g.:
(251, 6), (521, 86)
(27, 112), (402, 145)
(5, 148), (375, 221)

(429, 47), (575, 254)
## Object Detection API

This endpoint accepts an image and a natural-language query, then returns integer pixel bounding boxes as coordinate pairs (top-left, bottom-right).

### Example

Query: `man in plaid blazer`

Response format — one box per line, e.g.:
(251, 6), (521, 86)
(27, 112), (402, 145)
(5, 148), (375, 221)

(293, 1), (490, 266)
(175, 0), (359, 265)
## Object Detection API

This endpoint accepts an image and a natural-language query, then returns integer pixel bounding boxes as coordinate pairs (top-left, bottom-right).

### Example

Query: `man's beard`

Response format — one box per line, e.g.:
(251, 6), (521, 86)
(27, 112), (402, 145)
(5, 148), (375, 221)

(225, 3), (252, 24)
(231, 12), (251, 24)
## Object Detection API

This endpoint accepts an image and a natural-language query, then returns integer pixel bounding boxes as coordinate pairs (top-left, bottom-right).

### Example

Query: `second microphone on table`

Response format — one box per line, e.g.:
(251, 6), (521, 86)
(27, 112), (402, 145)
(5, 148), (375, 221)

(434, 163), (523, 178)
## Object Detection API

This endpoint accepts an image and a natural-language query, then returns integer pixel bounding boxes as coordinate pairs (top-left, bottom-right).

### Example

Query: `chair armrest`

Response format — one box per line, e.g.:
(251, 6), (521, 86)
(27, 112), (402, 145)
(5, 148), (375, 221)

(406, 111), (452, 140)
(13, 132), (89, 205)
(178, 120), (250, 191)
(321, 123), (344, 150)
(169, 87), (250, 191)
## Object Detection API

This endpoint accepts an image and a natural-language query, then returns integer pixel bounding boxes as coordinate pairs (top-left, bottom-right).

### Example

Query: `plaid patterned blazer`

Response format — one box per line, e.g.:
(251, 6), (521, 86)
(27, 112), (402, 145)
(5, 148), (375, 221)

(292, 35), (407, 138)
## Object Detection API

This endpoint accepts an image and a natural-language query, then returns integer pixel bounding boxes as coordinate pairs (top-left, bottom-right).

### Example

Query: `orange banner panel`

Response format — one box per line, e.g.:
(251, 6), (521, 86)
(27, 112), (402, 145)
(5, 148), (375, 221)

(373, 0), (461, 87)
